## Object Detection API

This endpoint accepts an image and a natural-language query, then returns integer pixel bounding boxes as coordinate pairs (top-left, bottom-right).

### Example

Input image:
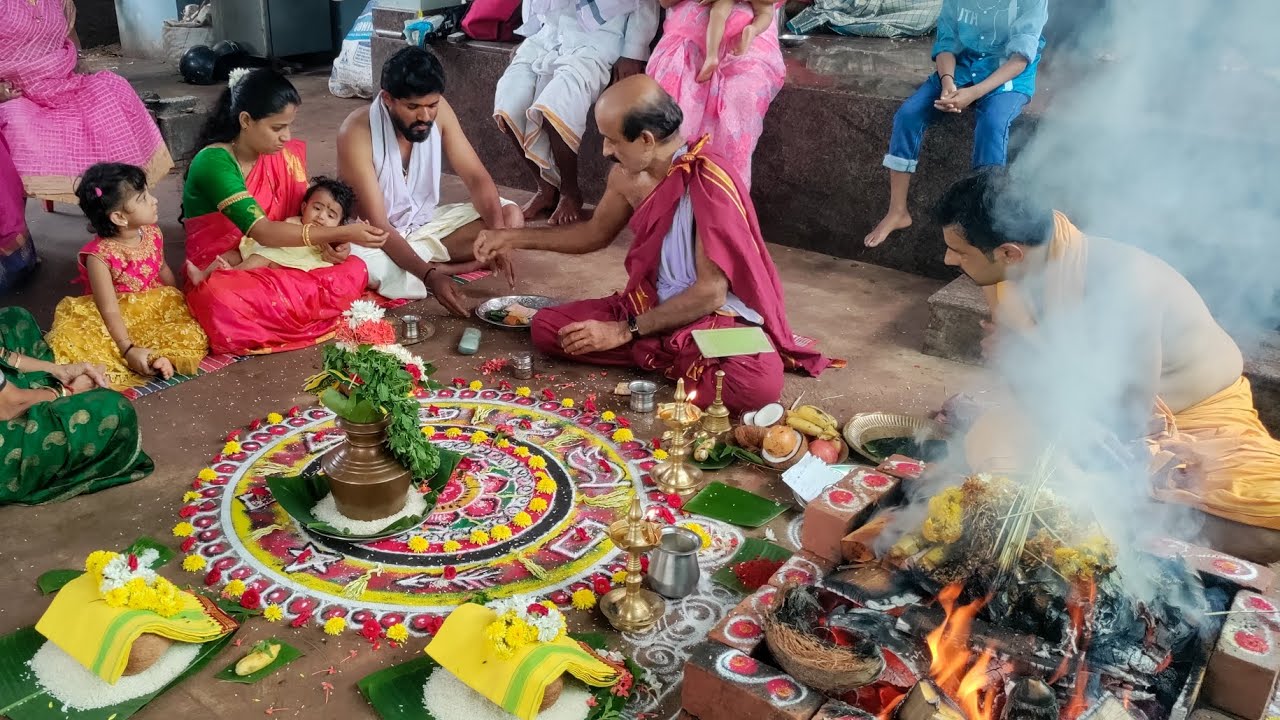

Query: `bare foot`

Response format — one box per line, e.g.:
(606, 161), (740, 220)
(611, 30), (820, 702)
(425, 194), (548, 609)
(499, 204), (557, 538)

(696, 56), (719, 83)
(864, 209), (913, 247)
(151, 356), (175, 380)
(184, 257), (230, 286)
(549, 193), (583, 226)
(735, 27), (760, 55)
(521, 185), (558, 221)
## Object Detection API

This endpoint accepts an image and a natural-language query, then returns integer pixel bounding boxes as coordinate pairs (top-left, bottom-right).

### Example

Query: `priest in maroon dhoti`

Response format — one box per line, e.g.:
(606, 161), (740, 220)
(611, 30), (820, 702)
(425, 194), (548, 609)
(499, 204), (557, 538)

(475, 75), (838, 413)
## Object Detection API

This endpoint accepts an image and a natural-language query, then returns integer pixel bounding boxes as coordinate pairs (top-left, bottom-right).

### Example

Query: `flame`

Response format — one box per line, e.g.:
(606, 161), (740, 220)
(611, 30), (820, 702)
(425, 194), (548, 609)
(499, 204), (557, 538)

(1060, 579), (1099, 719)
(925, 584), (998, 720)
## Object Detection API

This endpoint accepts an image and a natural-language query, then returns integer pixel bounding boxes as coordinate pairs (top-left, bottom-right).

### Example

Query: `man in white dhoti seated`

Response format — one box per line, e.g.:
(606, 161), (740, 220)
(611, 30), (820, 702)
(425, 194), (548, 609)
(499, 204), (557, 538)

(494, 0), (660, 225)
(338, 46), (523, 315)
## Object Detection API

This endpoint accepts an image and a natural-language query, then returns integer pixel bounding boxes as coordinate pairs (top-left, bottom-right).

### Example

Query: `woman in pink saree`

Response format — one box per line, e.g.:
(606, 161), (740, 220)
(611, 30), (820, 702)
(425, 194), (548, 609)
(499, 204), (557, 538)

(0, 0), (172, 202)
(646, 0), (784, 189)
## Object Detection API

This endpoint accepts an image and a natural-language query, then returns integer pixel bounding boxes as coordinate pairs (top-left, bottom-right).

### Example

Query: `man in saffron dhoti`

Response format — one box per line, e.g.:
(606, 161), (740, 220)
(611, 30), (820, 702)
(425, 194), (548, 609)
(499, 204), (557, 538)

(476, 76), (837, 413)
(937, 170), (1280, 562)
(494, 0), (659, 225)
(338, 47), (523, 315)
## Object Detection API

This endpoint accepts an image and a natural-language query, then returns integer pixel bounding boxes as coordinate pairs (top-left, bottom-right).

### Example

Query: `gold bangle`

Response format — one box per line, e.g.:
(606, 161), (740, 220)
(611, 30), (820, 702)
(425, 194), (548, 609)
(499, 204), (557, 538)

(302, 222), (315, 249)
(44, 387), (60, 402)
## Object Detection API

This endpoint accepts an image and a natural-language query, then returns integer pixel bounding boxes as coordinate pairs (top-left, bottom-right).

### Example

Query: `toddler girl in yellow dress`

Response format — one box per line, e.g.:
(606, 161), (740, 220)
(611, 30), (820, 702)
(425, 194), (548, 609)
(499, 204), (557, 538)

(185, 176), (355, 281)
(46, 163), (209, 388)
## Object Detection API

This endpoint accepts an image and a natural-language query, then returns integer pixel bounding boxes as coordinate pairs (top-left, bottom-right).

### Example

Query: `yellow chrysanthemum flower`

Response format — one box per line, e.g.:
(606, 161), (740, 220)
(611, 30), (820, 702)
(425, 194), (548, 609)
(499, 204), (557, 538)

(529, 456), (547, 470)
(653, 449), (669, 461)
(222, 441), (242, 455)
(197, 468), (218, 482)
(515, 387), (531, 397)
(442, 540), (462, 552)
(172, 522), (195, 538)
(571, 589), (597, 610)
(182, 491), (202, 503)
(223, 579), (247, 599)
(182, 554), (207, 572)
(469, 380), (483, 391)
(104, 587), (129, 607)
(541, 600), (558, 611)
(536, 476), (556, 493)
(266, 412), (284, 424)
(513, 512), (533, 528)
(422, 425), (436, 437)
(601, 411), (616, 422)
(529, 498), (548, 513)
(85, 550), (114, 575)
(612, 570), (627, 584)
(514, 446), (531, 458)
(491, 525), (513, 541)
(264, 604), (284, 622)
(445, 427), (463, 439)
(408, 535), (430, 553)
(561, 398), (574, 408)
(496, 438), (511, 449)
(470, 431), (490, 444)
(612, 428), (634, 443)
(386, 623), (410, 643)
(323, 617), (347, 636)
(682, 522), (712, 550)
(470, 529), (491, 545)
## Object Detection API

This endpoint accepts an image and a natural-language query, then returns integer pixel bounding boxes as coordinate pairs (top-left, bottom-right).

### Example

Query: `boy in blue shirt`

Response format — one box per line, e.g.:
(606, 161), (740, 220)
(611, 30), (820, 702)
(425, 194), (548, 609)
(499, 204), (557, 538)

(865, 0), (1049, 247)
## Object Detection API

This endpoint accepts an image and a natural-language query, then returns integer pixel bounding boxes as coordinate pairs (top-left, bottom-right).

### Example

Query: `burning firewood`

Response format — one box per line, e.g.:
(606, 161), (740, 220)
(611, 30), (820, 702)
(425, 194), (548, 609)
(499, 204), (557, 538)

(896, 679), (965, 720)
(842, 511), (898, 563)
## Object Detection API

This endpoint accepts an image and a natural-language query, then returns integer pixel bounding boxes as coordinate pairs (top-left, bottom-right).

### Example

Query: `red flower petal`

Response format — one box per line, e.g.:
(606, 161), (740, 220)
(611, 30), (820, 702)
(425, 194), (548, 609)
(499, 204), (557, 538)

(542, 389), (556, 400)
(617, 417), (631, 428)
(225, 430), (241, 442)
(179, 505), (198, 518)
(593, 578), (612, 596)
(574, 527), (589, 542)
(584, 398), (598, 412)
(665, 494), (684, 509)
(240, 588), (262, 610)
(527, 603), (549, 616)
(204, 568), (223, 586)
(288, 406), (301, 417)
(180, 537), (196, 552)
(652, 438), (662, 450)
(291, 611), (313, 628)
(249, 419), (263, 430)
(443, 566), (458, 580)
(451, 378), (465, 387)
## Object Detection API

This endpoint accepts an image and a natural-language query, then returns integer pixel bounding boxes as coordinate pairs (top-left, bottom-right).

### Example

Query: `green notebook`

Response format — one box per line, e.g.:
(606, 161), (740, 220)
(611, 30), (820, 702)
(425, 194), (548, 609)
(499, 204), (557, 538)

(691, 327), (776, 358)
(682, 481), (789, 528)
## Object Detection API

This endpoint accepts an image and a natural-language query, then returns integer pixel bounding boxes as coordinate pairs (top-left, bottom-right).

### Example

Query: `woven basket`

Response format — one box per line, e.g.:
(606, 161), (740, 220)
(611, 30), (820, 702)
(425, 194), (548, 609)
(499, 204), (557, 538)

(763, 588), (885, 694)
(539, 676), (564, 711)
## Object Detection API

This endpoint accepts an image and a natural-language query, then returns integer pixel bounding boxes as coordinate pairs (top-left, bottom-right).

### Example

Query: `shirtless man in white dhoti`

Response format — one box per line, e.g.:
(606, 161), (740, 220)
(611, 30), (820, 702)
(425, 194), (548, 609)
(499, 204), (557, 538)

(337, 46), (523, 315)
(494, 0), (660, 225)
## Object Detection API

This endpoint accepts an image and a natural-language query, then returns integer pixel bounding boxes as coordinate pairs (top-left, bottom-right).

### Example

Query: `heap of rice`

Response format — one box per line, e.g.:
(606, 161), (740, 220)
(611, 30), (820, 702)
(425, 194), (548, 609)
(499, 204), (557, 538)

(422, 669), (591, 720)
(311, 488), (428, 535)
(28, 640), (200, 711)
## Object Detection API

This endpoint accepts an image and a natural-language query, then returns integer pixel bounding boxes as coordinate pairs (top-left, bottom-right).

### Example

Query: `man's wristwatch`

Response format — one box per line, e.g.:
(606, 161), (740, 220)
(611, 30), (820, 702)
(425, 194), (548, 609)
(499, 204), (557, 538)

(626, 315), (640, 339)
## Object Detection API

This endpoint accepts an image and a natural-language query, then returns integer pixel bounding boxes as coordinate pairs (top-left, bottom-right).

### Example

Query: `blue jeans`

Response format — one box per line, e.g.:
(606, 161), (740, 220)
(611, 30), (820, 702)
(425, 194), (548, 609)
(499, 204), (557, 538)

(883, 74), (1030, 173)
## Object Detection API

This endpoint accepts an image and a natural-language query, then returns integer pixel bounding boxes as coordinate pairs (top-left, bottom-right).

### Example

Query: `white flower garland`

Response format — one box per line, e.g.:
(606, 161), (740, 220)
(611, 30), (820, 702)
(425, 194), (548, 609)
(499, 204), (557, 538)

(99, 549), (161, 593)
(343, 299), (386, 329)
(489, 595), (566, 643)
(334, 341), (428, 380)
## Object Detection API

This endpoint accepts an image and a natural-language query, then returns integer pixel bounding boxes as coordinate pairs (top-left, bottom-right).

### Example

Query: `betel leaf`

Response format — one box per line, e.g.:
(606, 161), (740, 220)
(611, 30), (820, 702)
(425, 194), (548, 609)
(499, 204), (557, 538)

(35, 570), (83, 596)
(213, 638), (302, 684)
(711, 537), (794, 594)
(0, 625), (238, 720)
(681, 481), (788, 528)
(692, 443), (767, 470)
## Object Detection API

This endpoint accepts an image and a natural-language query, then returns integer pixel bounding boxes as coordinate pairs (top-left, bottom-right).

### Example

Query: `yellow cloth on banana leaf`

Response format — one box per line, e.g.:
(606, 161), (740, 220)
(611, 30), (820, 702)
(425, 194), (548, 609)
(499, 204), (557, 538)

(425, 603), (618, 720)
(34, 573), (236, 684)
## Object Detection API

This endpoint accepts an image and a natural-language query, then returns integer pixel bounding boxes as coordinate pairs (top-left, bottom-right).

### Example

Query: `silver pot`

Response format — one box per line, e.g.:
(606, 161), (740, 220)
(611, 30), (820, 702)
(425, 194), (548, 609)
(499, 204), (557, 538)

(646, 526), (701, 598)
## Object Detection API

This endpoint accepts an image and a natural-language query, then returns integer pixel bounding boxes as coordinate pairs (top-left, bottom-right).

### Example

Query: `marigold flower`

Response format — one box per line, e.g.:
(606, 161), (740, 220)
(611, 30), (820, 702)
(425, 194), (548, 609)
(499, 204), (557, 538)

(571, 589), (597, 611)
(408, 535), (429, 553)
(197, 468), (218, 482)
(653, 449), (669, 461)
(514, 446), (531, 458)
(323, 616), (347, 635)
(182, 554), (207, 572)
(496, 438), (511, 449)
(470, 431), (490, 444)
(513, 512), (533, 528)
(491, 524), (513, 540)
(470, 529), (491, 545)
(442, 539), (462, 552)
(536, 476), (556, 494)
(445, 427), (463, 438)
(469, 380), (483, 391)
(682, 522), (712, 550)
(182, 491), (202, 503)
(222, 579), (246, 599)
(172, 522), (195, 538)
(612, 570), (628, 584)
(386, 623), (410, 644)
(515, 387), (531, 397)
(529, 498), (548, 512)
(561, 398), (575, 408)
(222, 440), (242, 455)
(263, 604), (284, 622)
(422, 425), (436, 437)
(266, 412), (284, 424)
(601, 411), (616, 422)
(528, 456), (547, 470)
(612, 428), (634, 443)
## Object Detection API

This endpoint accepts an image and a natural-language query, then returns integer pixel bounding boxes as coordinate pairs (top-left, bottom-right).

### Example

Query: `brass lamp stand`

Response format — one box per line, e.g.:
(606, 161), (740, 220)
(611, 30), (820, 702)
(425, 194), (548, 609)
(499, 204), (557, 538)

(700, 370), (732, 438)
(651, 379), (706, 497)
(599, 495), (665, 633)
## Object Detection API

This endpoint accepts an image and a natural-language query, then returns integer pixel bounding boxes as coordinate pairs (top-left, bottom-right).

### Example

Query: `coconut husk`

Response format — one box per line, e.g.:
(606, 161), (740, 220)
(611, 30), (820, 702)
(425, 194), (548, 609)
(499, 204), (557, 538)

(733, 424), (768, 451)
(124, 633), (173, 676)
(539, 676), (564, 711)
(764, 585), (884, 694)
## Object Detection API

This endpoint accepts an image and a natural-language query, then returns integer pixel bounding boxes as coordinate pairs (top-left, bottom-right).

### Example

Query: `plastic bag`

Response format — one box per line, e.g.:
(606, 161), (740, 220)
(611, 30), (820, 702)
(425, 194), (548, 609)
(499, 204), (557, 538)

(329, 0), (377, 99)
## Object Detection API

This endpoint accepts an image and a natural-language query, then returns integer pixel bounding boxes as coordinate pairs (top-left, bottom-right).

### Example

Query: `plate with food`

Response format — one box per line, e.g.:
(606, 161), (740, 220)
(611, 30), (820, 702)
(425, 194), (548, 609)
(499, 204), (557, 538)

(475, 295), (561, 329)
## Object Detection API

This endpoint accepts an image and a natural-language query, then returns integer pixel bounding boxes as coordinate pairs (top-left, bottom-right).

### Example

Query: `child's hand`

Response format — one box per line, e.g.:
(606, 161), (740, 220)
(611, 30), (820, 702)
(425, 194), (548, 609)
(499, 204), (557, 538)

(343, 223), (387, 249)
(51, 361), (109, 389)
(124, 347), (157, 376)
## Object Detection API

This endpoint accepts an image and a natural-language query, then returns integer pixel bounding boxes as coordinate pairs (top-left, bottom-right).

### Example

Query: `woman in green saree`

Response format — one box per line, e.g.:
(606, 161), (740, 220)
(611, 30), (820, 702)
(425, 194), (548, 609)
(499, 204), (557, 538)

(0, 307), (153, 504)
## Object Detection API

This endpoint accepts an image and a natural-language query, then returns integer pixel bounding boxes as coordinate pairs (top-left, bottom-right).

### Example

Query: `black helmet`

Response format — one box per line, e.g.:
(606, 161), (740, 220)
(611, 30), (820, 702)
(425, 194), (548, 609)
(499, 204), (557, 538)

(179, 45), (218, 85)
(210, 40), (242, 58)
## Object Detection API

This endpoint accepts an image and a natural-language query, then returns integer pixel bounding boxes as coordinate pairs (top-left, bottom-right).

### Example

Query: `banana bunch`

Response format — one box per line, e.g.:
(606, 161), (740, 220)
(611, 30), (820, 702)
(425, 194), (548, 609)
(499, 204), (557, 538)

(785, 405), (840, 440)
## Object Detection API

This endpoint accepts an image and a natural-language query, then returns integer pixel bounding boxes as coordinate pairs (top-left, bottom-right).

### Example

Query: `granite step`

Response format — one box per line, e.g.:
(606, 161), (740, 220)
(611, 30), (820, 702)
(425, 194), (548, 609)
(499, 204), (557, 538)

(923, 276), (1280, 433)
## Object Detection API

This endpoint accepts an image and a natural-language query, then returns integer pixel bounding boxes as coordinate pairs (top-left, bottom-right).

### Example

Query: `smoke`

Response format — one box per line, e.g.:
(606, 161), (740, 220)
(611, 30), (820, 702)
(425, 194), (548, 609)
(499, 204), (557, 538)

(983, 0), (1280, 605)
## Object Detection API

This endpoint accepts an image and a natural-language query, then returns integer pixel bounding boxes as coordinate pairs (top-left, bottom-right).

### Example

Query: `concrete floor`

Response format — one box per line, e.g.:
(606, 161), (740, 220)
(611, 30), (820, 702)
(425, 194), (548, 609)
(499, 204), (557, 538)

(0, 69), (981, 718)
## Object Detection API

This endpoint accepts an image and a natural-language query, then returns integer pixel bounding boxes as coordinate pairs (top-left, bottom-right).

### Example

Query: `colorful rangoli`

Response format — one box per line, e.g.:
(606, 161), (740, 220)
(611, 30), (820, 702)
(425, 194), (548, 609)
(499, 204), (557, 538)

(178, 387), (670, 635)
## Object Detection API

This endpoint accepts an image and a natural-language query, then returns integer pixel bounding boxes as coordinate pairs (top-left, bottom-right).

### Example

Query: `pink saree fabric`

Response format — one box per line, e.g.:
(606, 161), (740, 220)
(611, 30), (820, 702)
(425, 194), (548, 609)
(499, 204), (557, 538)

(646, 0), (784, 189)
(0, 0), (172, 201)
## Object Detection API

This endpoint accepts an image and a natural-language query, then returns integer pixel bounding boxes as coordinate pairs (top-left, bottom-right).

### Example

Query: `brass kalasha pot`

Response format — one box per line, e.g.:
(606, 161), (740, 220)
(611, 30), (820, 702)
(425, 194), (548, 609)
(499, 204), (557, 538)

(322, 416), (411, 521)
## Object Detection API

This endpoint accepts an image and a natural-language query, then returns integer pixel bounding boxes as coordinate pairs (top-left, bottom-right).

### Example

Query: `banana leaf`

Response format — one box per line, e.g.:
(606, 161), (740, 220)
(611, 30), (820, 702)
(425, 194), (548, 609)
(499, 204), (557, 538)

(681, 481), (789, 528)
(265, 472), (440, 540)
(711, 537), (794, 593)
(34, 537), (176, 595)
(213, 638), (302, 684)
(0, 625), (238, 720)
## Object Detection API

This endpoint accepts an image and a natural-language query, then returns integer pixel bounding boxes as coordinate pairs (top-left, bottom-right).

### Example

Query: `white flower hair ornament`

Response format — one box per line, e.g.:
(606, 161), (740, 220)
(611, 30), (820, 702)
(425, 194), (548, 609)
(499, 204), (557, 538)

(228, 67), (252, 90)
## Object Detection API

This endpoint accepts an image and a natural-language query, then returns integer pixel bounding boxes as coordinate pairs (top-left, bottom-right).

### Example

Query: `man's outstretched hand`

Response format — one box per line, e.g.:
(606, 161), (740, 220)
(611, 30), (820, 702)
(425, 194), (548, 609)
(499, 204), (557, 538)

(475, 229), (511, 265)
(559, 320), (630, 356)
(428, 270), (470, 318)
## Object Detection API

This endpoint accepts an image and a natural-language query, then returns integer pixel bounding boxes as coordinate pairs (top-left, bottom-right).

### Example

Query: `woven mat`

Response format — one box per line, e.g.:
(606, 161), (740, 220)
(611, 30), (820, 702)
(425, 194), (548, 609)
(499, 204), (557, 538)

(120, 353), (247, 401)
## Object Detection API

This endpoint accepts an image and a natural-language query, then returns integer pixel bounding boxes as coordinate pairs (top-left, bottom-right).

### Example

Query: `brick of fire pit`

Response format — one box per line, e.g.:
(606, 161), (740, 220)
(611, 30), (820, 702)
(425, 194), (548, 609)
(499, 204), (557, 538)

(769, 550), (838, 589)
(801, 469), (900, 563)
(1204, 590), (1280, 720)
(682, 641), (824, 720)
(877, 455), (927, 481)
(1147, 538), (1276, 593)
(709, 592), (769, 654)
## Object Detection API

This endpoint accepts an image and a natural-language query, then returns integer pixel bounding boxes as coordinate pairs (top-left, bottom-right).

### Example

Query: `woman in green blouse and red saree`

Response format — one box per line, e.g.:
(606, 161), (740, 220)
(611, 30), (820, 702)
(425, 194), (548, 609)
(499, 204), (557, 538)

(183, 69), (386, 355)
